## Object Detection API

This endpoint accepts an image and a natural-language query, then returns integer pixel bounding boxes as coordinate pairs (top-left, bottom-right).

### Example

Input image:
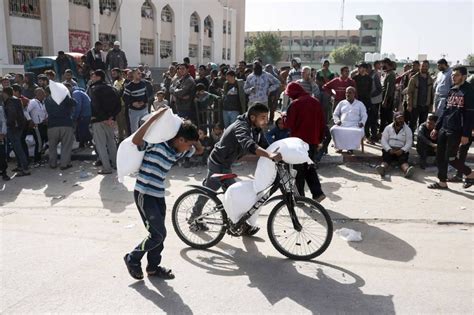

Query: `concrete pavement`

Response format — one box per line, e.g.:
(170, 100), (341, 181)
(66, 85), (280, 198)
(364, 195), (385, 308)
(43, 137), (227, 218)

(1, 160), (473, 314)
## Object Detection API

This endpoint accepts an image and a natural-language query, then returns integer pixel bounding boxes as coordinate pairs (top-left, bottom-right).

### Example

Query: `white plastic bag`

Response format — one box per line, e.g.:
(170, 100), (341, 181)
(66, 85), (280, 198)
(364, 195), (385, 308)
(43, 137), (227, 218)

(116, 135), (145, 183)
(253, 157), (277, 193)
(335, 228), (363, 242)
(142, 109), (183, 144)
(223, 180), (261, 226)
(49, 80), (70, 105)
(267, 137), (313, 165)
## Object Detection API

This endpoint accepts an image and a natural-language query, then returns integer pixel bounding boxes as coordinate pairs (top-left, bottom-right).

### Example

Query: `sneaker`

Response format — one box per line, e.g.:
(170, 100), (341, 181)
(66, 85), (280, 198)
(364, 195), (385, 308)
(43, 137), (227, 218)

(314, 194), (326, 203)
(146, 265), (175, 279)
(16, 170), (31, 177)
(123, 254), (143, 280)
(242, 223), (260, 236)
(2, 173), (10, 181)
(375, 165), (386, 177)
(404, 166), (415, 178)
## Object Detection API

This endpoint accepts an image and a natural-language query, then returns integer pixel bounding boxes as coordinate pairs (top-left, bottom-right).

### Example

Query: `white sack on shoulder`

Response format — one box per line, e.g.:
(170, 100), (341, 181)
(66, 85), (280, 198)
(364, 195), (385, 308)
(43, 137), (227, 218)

(116, 135), (145, 183)
(142, 109), (183, 144)
(49, 80), (70, 105)
(268, 137), (313, 165)
(223, 180), (261, 225)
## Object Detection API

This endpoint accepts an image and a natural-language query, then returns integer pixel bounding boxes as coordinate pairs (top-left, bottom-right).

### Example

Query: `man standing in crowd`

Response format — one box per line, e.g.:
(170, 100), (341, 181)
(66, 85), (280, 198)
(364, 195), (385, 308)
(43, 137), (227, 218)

(316, 60), (336, 123)
(367, 61), (383, 143)
(380, 58), (396, 133)
(170, 63), (196, 122)
(416, 114), (438, 169)
(22, 73), (38, 99)
(106, 41), (128, 70)
(222, 70), (246, 128)
(44, 86), (75, 170)
(111, 68), (128, 142)
(183, 57), (196, 79)
(236, 61), (247, 81)
(284, 82), (326, 202)
(287, 58), (302, 83)
(162, 64), (177, 104)
(195, 65), (210, 90)
(56, 51), (71, 78)
(323, 66), (355, 121)
(123, 69), (149, 133)
(62, 69), (78, 87)
(433, 58), (453, 113)
(376, 112), (415, 178)
(0, 101), (9, 180)
(353, 63), (373, 141)
(37, 74), (49, 88)
(244, 61), (280, 107)
(86, 41), (106, 71)
(428, 66), (474, 189)
(88, 70), (121, 175)
(330, 87), (368, 154)
(406, 60), (434, 139)
(26, 88), (48, 163)
(66, 83), (92, 149)
(297, 66), (320, 99)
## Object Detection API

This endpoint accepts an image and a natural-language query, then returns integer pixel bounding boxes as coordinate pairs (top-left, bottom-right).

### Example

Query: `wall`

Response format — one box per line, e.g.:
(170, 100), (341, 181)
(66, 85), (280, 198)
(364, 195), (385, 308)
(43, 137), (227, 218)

(10, 17), (43, 47)
(0, 1), (11, 65)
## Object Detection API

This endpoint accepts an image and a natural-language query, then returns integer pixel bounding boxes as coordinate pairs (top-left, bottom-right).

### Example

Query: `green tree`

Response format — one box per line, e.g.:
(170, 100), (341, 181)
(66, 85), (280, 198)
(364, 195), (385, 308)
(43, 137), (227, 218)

(244, 32), (282, 64)
(466, 54), (474, 66)
(330, 44), (363, 66)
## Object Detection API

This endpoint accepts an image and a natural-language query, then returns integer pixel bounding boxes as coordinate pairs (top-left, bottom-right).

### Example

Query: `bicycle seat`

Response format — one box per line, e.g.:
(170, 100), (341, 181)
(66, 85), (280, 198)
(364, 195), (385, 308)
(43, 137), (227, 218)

(210, 173), (238, 182)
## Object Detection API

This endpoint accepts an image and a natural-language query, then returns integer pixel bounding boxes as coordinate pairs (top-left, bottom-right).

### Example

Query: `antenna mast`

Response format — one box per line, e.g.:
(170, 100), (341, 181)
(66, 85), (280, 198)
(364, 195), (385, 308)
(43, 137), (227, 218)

(340, 0), (345, 29)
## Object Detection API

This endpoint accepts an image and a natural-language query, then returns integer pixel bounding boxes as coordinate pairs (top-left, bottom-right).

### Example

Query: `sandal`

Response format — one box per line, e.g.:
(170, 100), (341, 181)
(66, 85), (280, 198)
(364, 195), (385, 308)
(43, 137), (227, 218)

(463, 178), (474, 189)
(447, 175), (463, 183)
(427, 182), (448, 190)
(146, 266), (175, 279)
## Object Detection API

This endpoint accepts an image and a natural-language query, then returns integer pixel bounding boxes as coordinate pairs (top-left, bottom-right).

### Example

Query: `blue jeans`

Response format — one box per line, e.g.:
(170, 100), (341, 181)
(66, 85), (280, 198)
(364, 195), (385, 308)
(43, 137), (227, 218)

(223, 110), (239, 128)
(7, 128), (29, 170)
(128, 108), (148, 134)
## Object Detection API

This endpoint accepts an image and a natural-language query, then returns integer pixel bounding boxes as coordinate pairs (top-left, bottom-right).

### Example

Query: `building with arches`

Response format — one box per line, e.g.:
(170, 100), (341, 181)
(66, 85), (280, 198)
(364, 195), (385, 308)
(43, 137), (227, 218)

(0, 0), (245, 74)
(245, 15), (383, 67)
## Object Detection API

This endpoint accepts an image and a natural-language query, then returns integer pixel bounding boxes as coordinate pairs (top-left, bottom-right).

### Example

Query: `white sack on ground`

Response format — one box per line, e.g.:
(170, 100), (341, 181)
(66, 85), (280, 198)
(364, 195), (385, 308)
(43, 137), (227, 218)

(223, 180), (261, 226)
(49, 80), (70, 105)
(141, 109), (183, 144)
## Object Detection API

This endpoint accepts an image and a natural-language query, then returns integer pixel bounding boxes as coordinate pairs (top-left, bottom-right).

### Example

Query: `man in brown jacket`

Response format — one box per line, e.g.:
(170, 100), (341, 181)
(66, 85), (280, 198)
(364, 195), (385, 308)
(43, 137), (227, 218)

(406, 60), (434, 140)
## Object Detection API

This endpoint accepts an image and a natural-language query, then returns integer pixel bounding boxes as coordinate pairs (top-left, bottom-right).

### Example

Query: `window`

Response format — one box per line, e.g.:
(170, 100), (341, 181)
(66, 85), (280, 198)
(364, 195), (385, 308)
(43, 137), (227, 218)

(69, 0), (90, 7)
(303, 53), (312, 61)
(222, 48), (226, 60)
(204, 17), (213, 38)
(188, 44), (198, 58)
(228, 21), (231, 35)
(141, 1), (153, 19)
(223, 20), (226, 34)
(190, 13), (199, 33)
(140, 38), (154, 55)
(227, 48), (231, 60)
(9, 0), (41, 19)
(160, 40), (172, 59)
(161, 5), (172, 22)
(99, 0), (117, 13)
(12, 45), (42, 64)
(203, 46), (211, 59)
(99, 33), (117, 51)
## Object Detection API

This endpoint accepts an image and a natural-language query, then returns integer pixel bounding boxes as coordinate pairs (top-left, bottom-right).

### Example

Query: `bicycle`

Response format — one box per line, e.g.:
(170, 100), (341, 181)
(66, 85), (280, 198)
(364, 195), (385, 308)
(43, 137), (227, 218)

(171, 162), (333, 260)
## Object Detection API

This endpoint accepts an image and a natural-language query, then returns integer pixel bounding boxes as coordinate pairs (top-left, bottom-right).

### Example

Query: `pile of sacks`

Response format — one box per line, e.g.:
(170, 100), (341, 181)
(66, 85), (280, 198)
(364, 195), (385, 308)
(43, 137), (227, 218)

(223, 137), (312, 226)
(116, 109), (183, 183)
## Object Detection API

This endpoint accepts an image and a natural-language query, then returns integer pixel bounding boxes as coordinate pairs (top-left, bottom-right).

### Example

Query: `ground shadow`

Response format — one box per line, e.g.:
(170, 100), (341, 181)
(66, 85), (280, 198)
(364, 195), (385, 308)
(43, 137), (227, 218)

(180, 239), (395, 314)
(99, 174), (133, 213)
(129, 280), (193, 314)
(327, 209), (417, 262)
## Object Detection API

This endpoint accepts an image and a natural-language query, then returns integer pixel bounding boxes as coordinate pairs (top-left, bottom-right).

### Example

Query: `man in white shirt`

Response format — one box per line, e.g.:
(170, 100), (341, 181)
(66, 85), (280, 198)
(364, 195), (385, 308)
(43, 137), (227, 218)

(330, 87), (367, 154)
(27, 88), (48, 162)
(376, 112), (415, 178)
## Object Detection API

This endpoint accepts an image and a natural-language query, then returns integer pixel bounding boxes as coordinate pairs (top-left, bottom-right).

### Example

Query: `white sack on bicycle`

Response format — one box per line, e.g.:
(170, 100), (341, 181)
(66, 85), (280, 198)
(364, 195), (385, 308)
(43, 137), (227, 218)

(223, 180), (262, 226)
(267, 137), (313, 165)
(141, 108), (183, 143)
(253, 157), (277, 193)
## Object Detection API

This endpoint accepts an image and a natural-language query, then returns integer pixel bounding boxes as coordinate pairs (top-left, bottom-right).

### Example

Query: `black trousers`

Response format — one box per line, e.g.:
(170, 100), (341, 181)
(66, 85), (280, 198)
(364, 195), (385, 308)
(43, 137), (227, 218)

(379, 102), (394, 133)
(129, 191), (167, 266)
(456, 135), (473, 177)
(436, 129), (472, 182)
(294, 144), (323, 198)
(405, 106), (429, 140)
(0, 139), (7, 174)
(416, 142), (436, 162)
(365, 102), (379, 140)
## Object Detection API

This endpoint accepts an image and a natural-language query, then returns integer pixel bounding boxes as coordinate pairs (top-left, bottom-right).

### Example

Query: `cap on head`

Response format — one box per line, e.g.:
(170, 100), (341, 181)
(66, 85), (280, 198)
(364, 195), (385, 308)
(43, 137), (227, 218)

(113, 41), (120, 46)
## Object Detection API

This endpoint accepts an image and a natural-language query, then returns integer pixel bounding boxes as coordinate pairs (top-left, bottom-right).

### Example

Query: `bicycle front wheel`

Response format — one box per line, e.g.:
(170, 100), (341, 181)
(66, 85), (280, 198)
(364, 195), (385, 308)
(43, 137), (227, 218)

(172, 189), (227, 249)
(267, 196), (333, 260)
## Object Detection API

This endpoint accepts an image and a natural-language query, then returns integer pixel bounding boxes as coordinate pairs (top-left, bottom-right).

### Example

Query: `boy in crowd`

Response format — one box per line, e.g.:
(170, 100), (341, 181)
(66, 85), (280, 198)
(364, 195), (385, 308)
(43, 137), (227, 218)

(152, 91), (169, 112)
(124, 108), (203, 280)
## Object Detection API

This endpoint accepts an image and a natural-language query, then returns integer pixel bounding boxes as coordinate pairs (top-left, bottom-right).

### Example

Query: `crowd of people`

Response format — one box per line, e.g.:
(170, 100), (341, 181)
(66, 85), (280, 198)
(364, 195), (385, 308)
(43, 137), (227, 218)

(0, 43), (473, 191)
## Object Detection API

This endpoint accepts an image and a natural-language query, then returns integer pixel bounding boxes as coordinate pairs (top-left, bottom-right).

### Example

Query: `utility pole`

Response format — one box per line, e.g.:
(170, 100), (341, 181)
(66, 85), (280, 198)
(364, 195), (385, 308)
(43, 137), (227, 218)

(340, 0), (345, 29)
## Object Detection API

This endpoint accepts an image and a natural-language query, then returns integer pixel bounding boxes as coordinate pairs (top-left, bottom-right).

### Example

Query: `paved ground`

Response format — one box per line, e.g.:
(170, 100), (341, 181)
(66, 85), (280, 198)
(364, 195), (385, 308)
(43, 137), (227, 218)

(1, 153), (473, 314)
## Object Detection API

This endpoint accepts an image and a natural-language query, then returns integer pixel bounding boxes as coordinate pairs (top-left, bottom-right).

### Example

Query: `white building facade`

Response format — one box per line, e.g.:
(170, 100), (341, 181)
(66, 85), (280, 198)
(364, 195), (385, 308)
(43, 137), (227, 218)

(0, 0), (245, 74)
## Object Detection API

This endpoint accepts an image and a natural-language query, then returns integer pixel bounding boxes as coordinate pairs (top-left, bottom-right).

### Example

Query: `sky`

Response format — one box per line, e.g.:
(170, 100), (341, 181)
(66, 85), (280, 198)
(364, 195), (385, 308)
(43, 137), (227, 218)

(245, 0), (473, 63)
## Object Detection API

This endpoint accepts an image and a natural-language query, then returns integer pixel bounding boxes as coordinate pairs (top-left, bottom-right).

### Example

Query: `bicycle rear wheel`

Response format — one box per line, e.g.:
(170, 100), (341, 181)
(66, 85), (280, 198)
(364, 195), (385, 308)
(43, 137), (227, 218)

(172, 189), (227, 249)
(267, 196), (333, 260)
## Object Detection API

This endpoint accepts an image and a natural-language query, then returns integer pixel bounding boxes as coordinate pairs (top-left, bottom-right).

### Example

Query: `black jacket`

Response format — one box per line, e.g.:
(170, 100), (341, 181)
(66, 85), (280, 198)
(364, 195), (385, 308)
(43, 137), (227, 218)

(88, 80), (121, 123)
(436, 82), (474, 137)
(3, 97), (27, 130)
(209, 113), (268, 167)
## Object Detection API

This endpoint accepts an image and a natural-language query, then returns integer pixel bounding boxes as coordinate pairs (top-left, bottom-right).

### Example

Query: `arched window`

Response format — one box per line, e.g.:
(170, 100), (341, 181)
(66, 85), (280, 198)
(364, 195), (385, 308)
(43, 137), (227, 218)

(161, 5), (173, 22)
(190, 12), (199, 33)
(141, 1), (153, 19)
(204, 16), (213, 38)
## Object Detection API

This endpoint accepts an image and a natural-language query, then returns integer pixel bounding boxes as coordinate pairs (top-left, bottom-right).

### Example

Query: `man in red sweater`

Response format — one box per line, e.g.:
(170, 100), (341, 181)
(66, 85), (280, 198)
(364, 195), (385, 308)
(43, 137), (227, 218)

(323, 66), (355, 121)
(283, 82), (326, 202)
